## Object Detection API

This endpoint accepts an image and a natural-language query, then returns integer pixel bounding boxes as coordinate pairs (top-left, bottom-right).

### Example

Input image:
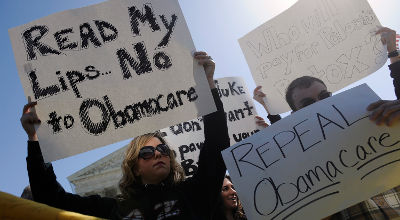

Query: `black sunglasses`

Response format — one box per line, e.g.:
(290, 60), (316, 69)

(138, 144), (170, 160)
(300, 91), (332, 108)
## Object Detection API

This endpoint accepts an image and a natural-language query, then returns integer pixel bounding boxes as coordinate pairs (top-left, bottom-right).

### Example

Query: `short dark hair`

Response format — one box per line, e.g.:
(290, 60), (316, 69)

(285, 76), (326, 111)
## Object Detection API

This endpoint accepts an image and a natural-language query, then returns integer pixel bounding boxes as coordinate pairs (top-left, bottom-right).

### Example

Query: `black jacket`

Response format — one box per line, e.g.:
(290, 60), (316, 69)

(390, 61), (400, 99)
(27, 88), (230, 220)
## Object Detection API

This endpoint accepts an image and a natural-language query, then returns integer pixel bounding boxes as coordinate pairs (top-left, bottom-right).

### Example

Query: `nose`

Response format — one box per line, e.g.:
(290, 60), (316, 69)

(229, 187), (237, 195)
(154, 149), (162, 159)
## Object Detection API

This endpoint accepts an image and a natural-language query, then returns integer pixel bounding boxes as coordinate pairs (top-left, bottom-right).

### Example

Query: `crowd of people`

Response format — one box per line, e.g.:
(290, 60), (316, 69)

(17, 26), (400, 220)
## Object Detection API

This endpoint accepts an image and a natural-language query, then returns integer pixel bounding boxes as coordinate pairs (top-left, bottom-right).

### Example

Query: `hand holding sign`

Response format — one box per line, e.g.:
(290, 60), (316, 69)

(377, 27), (397, 53)
(254, 116), (268, 129)
(253, 86), (266, 105)
(20, 98), (40, 141)
(194, 51), (216, 88)
(376, 27), (400, 64)
(367, 99), (400, 126)
(253, 86), (272, 115)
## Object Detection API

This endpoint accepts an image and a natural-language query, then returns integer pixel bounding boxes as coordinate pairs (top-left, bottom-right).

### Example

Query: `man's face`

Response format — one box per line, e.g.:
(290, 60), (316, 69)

(291, 81), (330, 111)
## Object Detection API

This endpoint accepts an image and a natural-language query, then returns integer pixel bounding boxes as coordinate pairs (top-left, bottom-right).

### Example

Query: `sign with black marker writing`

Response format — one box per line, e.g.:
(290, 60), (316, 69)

(161, 77), (261, 177)
(9, 0), (216, 162)
(239, 0), (387, 114)
(222, 84), (400, 220)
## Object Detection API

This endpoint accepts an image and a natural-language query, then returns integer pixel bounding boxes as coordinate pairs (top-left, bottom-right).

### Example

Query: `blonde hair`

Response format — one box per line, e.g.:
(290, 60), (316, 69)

(119, 132), (185, 198)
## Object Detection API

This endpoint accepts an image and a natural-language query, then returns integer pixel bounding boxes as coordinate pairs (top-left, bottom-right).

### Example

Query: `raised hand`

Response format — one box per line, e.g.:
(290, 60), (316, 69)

(194, 51), (215, 89)
(255, 115), (269, 129)
(376, 27), (397, 53)
(21, 100), (41, 141)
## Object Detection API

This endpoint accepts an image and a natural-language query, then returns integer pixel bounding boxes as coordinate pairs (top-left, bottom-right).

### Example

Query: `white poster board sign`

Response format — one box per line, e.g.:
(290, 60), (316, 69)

(9, 0), (216, 162)
(161, 77), (261, 176)
(239, 0), (387, 114)
(222, 84), (400, 220)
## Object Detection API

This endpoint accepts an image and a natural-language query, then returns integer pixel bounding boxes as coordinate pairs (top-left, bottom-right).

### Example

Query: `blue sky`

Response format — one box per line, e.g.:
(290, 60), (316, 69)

(1, 0), (399, 197)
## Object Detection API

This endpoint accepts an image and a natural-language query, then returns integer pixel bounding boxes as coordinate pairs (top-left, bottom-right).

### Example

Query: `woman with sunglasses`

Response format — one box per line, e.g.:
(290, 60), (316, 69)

(21, 51), (230, 219)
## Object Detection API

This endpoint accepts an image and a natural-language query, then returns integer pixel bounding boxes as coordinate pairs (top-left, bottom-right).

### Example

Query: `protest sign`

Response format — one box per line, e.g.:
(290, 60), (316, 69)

(9, 0), (216, 162)
(239, 0), (387, 114)
(161, 77), (261, 176)
(222, 84), (400, 220)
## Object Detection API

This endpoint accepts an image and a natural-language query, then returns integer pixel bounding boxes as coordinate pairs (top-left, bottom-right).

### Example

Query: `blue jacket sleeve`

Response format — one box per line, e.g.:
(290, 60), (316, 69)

(26, 141), (119, 219)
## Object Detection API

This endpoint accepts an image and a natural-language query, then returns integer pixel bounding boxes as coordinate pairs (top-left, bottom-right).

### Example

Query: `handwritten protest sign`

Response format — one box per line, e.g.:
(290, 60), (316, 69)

(161, 77), (261, 176)
(222, 84), (400, 220)
(9, 0), (216, 162)
(239, 0), (387, 114)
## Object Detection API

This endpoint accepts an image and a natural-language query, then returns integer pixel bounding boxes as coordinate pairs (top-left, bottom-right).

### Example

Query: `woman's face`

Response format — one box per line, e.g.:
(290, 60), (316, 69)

(222, 178), (238, 210)
(135, 137), (171, 184)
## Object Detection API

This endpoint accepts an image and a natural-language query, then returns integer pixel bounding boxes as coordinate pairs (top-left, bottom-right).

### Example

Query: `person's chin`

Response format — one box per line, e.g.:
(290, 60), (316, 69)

(153, 168), (169, 178)
(226, 201), (237, 209)
(232, 203), (238, 209)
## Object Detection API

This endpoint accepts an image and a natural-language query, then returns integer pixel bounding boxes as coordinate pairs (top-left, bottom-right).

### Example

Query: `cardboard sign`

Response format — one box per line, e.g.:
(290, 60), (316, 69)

(161, 77), (262, 176)
(222, 84), (400, 220)
(9, 0), (216, 162)
(239, 0), (387, 114)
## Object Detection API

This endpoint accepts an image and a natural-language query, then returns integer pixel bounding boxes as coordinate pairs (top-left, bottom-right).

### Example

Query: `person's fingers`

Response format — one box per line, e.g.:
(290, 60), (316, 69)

(26, 112), (41, 123)
(253, 86), (266, 98)
(193, 51), (207, 57)
(255, 116), (264, 120)
(256, 120), (265, 124)
(257, 123), (268, 128)
(193, 51), (207, 55)
(194, 54), (209, 59)
(370, 102), (397, 125)
(386, 111), (400, 126)
(381, 37), (386, 45)
(254, 86), (262, 93)
(20, 114), (31, 124)
(369, 101), (399, 121)
(374, 114), (386, 126)
(376, 27), (392, 35)
(31, 112), (41, 124)
(198, 58), (214, 66)
(22, 101), (37, 115)
(382, 101), (400, 117)
(194, 55), (211, 61)
(256, 121), (268, 128)
(368, 101), (400, 123)
(197, 60), (206, 65)
(367, 100), (386, 111)
(369, 106), (385, 121)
